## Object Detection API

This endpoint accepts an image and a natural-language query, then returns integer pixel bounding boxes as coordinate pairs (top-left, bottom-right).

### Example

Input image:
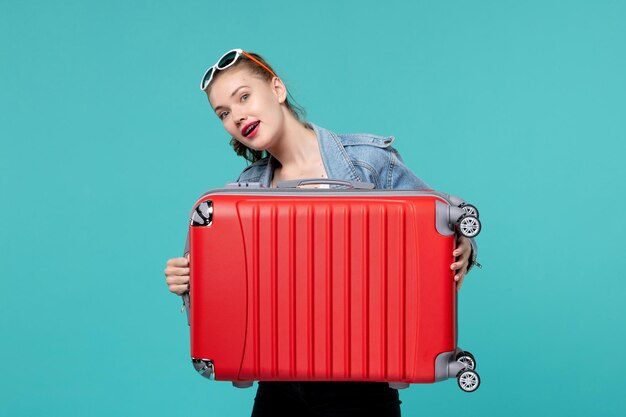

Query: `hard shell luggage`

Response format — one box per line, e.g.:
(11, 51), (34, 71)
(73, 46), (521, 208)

(183, 179), (482, 392)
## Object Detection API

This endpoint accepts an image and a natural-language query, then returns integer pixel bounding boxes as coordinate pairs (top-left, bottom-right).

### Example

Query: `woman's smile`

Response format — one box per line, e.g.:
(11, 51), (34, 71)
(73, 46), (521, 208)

(241, 120), (261, 138)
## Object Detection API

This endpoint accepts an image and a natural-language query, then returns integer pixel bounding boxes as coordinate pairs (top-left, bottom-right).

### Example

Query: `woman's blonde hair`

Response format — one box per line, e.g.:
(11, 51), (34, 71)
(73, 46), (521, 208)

(206, 52), (307, 163)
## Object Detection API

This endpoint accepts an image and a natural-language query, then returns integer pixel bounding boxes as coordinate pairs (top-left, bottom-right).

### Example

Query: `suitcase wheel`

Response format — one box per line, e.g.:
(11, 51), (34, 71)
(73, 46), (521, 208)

(460, 204), (479, 218)
(456, 351), (476, 370)
(458, 216), (481, 238)
(457, 369), (480, 392)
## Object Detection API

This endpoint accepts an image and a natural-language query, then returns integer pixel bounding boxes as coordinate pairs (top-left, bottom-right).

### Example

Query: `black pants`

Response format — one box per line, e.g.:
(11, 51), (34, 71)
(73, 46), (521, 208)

(250, 381), (402, 417)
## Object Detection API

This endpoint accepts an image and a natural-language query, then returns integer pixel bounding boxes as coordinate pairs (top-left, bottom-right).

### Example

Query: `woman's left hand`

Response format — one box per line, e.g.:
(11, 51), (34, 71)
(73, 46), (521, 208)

(451, 236), (472, 291)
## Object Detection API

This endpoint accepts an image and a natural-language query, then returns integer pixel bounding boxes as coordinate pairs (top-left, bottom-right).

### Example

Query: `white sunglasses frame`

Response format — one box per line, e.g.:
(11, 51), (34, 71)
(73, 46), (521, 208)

(200, 49), (277, 92)
(199, 49), (244, 91)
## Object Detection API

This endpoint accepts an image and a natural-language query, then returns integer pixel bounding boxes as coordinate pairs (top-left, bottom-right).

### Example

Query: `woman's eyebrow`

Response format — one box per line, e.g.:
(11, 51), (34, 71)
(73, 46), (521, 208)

(214, 85), (250, 111)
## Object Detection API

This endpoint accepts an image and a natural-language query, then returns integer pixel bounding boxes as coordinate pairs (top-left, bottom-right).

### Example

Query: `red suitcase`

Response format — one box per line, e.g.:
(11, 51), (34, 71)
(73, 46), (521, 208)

(183, 179), (482, 392)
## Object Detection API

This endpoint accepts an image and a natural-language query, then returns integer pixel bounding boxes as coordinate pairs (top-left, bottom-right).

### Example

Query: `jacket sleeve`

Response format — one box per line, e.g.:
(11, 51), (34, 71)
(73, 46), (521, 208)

(386, 146), (430, 190)
(466, 239), (479, 273)
(387, 146), (479, 273)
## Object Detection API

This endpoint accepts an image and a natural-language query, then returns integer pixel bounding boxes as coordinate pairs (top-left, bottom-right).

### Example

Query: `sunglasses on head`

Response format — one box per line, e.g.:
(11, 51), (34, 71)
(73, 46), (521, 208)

(200, 48), (277, 91)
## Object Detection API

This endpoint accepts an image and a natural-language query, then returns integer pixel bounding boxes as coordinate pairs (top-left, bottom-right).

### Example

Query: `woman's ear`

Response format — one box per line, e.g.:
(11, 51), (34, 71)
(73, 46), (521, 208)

(271, 77), (288, 104)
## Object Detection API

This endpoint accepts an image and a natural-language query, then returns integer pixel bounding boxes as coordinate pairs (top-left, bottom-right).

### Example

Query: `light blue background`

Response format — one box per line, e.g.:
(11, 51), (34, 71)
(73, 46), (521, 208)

(2, 0), (625, 416)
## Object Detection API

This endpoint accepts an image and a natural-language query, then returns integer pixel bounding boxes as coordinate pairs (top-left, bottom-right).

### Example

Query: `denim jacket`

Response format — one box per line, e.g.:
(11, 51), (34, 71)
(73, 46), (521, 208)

(237, 122), (429, 190)
(235, 122), (478, 271)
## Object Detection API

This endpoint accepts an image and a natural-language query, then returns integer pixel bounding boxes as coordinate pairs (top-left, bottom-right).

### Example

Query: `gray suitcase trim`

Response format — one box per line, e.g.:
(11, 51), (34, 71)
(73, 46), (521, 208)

(190, 182), (476, 237)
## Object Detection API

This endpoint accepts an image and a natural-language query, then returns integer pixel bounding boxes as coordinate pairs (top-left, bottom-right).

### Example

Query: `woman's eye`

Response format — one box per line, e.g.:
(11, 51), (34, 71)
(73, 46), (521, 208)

(241, 93), (249, 101)
(219, 111), (229, 120)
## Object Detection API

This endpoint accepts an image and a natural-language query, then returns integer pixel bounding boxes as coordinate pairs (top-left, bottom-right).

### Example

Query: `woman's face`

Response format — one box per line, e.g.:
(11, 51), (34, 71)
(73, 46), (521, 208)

(207, 67), (287, 151)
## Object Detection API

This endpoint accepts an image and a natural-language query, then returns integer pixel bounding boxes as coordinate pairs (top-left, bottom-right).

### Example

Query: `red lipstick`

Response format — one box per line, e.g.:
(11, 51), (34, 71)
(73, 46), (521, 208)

(241, 121), (260, 138)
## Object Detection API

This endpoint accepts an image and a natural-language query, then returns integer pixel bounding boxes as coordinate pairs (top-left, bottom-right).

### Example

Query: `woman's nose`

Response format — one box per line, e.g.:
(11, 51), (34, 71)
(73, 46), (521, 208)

(231, 109), (246, 124)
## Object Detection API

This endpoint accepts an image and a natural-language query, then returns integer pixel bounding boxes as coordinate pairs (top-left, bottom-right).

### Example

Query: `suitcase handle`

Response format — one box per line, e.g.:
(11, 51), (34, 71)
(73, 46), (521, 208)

(181, 236), (191, 325)
(276, 178), (375, 189)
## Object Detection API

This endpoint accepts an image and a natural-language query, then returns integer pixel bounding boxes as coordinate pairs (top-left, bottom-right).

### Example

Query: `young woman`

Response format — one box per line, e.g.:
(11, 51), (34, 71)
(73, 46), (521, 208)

(164, 49), (478, 417)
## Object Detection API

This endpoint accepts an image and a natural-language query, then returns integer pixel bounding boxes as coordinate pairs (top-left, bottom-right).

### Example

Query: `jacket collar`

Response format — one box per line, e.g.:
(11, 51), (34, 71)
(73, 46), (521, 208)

(260, 122), (360, 187)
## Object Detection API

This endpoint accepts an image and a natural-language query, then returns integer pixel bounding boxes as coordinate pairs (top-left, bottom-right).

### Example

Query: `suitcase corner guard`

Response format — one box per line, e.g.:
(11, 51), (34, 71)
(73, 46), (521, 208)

(435, 200), (481, 238)
(190, 200), (213, 227)
(192, 358), (215, 379)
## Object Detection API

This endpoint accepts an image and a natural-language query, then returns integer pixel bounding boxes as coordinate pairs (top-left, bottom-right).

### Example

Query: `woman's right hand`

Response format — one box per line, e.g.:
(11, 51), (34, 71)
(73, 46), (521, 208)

(164, 256), (190, 295)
